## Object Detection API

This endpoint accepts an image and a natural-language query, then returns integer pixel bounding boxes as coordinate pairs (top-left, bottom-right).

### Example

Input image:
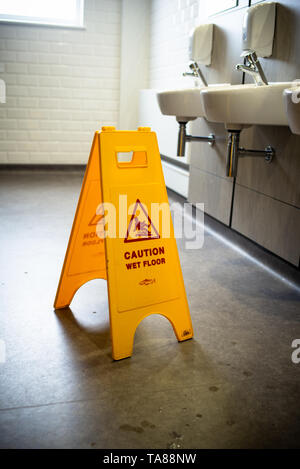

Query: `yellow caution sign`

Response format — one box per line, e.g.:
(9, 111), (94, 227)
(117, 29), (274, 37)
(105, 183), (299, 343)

(54, 127), (193, 360)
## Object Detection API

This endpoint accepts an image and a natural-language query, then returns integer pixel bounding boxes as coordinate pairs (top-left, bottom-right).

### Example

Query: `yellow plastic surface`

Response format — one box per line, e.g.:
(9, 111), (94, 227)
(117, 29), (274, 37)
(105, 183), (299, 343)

(54, 127), (193, 360)
(54, 134), (106, 309)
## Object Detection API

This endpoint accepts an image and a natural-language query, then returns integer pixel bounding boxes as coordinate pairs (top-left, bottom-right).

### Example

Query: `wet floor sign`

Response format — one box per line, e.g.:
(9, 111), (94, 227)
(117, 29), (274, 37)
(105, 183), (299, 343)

(54, 127), (193, 360)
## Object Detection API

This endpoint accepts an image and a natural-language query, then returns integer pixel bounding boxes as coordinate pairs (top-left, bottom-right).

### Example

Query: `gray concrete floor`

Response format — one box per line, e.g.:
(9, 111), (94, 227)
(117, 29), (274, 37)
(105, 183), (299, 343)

(0, 170), (299, 449)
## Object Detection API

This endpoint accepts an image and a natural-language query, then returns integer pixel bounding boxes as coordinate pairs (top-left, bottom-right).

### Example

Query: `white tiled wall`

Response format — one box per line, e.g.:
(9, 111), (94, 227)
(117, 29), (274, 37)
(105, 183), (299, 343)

(0, 0), (121, 164)
(149, 0), (202, 90)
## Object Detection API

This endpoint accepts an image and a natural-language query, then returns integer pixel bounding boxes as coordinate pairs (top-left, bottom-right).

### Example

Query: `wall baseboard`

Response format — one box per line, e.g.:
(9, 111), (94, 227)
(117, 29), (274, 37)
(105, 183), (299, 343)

(162, 160), (189, 199)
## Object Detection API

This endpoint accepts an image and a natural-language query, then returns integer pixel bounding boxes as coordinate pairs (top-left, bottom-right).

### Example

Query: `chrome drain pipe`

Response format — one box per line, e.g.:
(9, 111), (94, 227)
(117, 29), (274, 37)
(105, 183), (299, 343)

(226, 131), (240, 177)
(226, 130), (275, 177)
(177, 121), (215, 157)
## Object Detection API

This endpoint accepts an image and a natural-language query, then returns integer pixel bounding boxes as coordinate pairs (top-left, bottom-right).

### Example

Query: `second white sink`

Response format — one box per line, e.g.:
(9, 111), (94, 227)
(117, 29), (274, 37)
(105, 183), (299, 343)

(201, 82), (293, 129)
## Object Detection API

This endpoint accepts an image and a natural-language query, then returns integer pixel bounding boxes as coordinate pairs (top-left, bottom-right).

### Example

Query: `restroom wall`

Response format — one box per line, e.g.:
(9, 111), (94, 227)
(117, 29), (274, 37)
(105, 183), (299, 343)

(190, 0), (300, 266)
(119, 0), (150, 131)
(232, 0), (300, 266)
(149, 0), (201, 90)
(148, 0), (300, 266)
(0, 0), (121, 164)
(144, 0), (209, 189)
(188, 4), (248, 225)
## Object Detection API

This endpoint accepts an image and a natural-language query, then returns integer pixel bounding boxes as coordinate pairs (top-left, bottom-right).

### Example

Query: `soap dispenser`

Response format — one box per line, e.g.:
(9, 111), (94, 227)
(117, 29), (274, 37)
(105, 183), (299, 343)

(183, 24), (214, 87)
(242, 2), (276, 58)
(189, 23), (214, 66)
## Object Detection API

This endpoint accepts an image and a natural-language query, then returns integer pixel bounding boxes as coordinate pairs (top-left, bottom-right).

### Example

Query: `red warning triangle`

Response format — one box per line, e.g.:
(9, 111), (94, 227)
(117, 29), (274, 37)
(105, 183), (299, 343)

(124, 199), (160, 243)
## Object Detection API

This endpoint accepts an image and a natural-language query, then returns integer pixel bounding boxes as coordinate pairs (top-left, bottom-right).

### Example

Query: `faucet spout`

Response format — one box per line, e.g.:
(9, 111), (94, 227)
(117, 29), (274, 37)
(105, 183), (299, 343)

(183, 62), (208, 87)
(236, 51), (268, 86)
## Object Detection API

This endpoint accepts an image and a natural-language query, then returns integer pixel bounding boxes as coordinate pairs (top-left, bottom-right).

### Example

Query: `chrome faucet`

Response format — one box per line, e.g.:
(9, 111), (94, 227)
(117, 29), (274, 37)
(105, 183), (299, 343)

(236, 50), (268, 86)
(183, 62), (208, 87)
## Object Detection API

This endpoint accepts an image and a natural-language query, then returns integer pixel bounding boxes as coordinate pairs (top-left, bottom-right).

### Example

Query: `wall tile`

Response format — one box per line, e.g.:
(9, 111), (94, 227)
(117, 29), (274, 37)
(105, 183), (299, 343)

(0, 0), (121, 164)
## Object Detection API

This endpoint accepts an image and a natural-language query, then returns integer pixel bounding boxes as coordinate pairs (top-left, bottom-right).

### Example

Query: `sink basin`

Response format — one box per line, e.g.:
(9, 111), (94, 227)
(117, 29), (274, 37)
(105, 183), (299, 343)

(200, 82), (293, 129)
(283, 86), (300, 135)
(157, 88), (204, 122)
(157, 85), (228, 123)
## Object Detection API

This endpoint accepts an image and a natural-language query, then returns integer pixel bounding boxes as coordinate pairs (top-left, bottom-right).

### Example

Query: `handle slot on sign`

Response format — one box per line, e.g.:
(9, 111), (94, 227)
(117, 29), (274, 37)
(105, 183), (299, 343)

(116, 147), (148, 168)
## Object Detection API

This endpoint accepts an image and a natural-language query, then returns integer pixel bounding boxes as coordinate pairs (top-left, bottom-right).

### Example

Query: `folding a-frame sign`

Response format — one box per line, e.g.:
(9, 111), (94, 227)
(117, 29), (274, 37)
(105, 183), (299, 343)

(54, 126), (193, 360)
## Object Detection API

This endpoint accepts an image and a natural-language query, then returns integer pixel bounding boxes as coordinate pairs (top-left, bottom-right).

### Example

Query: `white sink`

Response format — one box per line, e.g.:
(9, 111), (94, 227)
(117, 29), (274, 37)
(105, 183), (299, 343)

(157, 88), (204, 122)
(283, 86), (300, 135)
(157, 85), (228, 123)
(200, 82), (293, 129)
